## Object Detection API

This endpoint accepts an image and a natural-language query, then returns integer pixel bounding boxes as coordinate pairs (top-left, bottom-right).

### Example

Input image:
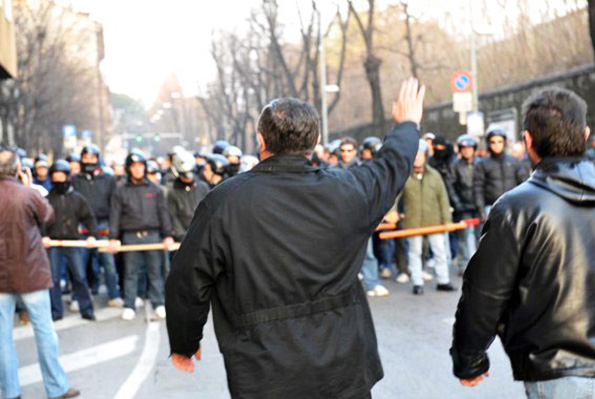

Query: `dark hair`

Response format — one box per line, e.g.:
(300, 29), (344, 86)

(522, 88), (587, 158)
(257, 98), (320, 155)
(339, 136), (357, 149)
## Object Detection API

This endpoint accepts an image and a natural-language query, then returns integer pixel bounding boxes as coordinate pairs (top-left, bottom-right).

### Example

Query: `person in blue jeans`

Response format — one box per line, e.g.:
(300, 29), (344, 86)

(0, 148), (80, 399)
(42, 160), (97, 321)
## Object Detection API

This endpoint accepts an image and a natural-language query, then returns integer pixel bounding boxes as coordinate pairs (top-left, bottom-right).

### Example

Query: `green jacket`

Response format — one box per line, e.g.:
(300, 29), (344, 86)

(402, 165), (452, 229)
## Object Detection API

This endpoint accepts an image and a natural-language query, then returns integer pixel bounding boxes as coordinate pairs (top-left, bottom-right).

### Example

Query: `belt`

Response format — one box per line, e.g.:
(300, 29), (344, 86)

(231, 287), (359, 329)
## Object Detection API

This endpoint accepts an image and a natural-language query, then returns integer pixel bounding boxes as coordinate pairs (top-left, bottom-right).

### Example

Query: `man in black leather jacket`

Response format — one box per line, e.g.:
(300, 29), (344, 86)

(451, 88), (595, 398)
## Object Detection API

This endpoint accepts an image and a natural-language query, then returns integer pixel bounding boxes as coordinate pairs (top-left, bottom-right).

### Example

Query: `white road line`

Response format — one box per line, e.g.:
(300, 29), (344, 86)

(114, 322), (161, 399)
(13, 307), (122, 342)
(19, 335), (138, 386)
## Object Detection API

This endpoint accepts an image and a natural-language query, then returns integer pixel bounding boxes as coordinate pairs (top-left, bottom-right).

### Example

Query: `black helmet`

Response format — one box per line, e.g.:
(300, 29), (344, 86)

(361, 136), (382, 156)
(485, 127), (507, 142)
(49, 159), (71, 176)
(457, 134), (477, 149)
(125, 149), (147, 175)
(206, 154), (229, 175)
(81, 144), (100, 158)
(212, 140), (230, 155)
(66, 153), (81, 163)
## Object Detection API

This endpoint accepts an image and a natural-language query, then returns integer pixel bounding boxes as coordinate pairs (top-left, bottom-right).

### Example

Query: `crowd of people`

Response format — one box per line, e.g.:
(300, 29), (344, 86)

(4, 122), (549, 328)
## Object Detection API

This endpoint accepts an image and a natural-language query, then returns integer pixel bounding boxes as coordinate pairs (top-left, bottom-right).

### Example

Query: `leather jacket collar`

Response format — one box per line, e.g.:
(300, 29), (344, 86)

(253, 154), (319, 173)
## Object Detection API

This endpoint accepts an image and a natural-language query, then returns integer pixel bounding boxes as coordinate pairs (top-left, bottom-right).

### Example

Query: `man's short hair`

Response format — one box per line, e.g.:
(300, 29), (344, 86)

(257, 98), (320, 155)
(522, 88), (587, 158)
(0, 149), (18, 177)
(339, 136), (357, 150)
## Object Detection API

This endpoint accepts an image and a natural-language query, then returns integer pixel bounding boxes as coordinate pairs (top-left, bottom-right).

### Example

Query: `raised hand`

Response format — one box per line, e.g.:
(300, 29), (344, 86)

(460, 371), (489, 387)
(392, 78), (426, 126)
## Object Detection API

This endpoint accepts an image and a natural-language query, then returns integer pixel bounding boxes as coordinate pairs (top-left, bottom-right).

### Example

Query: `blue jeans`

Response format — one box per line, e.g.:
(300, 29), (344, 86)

(48, 247), (94, 319)
(0, 290), (70, 399)
(361, 238), (381, 291)
(408, 234), (450, 286)
(373, 233), (395, 273)
(524, 376), (595, 398)
(122, 231), (165, 310)
(82, 226), (121, 299)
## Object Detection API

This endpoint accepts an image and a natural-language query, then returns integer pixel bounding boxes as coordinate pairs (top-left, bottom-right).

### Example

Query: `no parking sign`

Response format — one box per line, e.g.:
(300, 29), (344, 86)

(451, 71), (473, 93)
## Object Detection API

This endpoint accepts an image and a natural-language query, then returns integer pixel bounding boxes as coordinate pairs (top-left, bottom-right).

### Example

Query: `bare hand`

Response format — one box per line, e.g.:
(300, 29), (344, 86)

(18, 167), (33, 186)
(107, 239), (120, 253)
(86, 236), (97, 248)
(42, 237), (52, 249)
(163, 237), (174, 251)
(392, 78), (426, 126)
(172, 348), (202, 373)
(460, 371), (489, 387)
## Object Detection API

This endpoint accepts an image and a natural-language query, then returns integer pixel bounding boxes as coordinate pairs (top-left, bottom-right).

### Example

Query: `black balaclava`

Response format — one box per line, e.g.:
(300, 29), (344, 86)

(53, 181), (71, 195)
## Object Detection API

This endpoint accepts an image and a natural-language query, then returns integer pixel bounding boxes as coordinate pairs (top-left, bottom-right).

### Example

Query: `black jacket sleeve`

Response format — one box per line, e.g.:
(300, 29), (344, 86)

(108, 187), (122, 239)
(156, 187), (173, 238)
(346, 122), (419, 228)
(165, 200), (223, 357)
(167, 193), (185, 241)
(450, 200), (520, 379)
(77, 195), (98, 239)
(473, 161), (486, 213)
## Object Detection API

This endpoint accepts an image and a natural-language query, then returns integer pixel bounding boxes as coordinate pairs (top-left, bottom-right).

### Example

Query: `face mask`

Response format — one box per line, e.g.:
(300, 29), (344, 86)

(53, 181), (70, 194)
(227, 163), (240, 176)
(81, 162), (99, 174)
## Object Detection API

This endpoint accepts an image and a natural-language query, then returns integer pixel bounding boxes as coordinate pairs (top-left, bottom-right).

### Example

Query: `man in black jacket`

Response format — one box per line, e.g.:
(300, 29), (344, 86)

(452, 134), (480, 274)
(72, 144), (123, 306)
(165, 79), (424, 399)
(109, 150), (174, 321)
(451, 88), (595, 398)
(43, 160), (97, 321)
(473, 127), (528, 218)
(167, 151), (210, 242)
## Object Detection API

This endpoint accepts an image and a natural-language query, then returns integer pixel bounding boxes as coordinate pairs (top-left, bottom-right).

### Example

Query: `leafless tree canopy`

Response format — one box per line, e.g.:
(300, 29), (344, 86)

(0, 1), (101, 154)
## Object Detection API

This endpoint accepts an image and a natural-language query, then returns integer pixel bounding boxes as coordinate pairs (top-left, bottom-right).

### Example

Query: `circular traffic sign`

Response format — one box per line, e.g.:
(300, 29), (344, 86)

(451, 71), (473, 93)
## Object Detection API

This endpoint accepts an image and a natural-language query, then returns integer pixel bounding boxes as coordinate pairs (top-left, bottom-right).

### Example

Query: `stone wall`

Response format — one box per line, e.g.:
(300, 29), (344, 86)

(331, 64), (595, 145)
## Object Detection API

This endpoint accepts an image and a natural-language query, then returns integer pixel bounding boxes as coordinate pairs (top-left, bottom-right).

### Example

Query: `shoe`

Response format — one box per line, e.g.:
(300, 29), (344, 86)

(412, 285), (424, 295)
(50, 388), (80, 398)
(155, 306), (166, 319)
(425, 258), (436, 269)
(135, 297), (145, 308)
(380, 268), (391, 279)
(69, 300), (79, 312)
(395, 273), (410, 284)
(82, 313), (96, 321)
(122, 308), (136, 321)
(437, 283), (457, 292)
(108, 298), (124, 308)
(358, 273), (363, 281)
(367, 285), (389, 297)
(422, 271), (434, 281)
(52, 315), (63, 321)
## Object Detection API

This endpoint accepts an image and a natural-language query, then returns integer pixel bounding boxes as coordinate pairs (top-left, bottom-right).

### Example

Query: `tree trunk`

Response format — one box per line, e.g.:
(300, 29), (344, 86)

(589, 0), (595, 68)
(364, 54), (385, 136)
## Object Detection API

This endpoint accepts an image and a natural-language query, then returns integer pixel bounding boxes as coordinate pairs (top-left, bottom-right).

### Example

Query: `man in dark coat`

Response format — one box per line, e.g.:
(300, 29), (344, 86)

(165, 78), (425, 399)
(451, 88), (595, 398)
(0, 148), (80, 399)
(473, 127), (528, 218)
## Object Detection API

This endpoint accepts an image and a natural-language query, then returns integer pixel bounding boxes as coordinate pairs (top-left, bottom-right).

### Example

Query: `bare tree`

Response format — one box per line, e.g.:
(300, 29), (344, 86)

(347, 0), (385, 136)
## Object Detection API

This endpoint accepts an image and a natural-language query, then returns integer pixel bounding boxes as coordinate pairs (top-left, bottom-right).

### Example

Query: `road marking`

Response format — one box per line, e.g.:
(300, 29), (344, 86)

(19, 335), (138, 386)
(13, 307), (122, 341)
(114, 322), (161, 399)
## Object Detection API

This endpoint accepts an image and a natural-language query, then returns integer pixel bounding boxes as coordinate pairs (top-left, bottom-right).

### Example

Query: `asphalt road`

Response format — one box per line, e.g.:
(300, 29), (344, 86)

(12, 273), (526, 399)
